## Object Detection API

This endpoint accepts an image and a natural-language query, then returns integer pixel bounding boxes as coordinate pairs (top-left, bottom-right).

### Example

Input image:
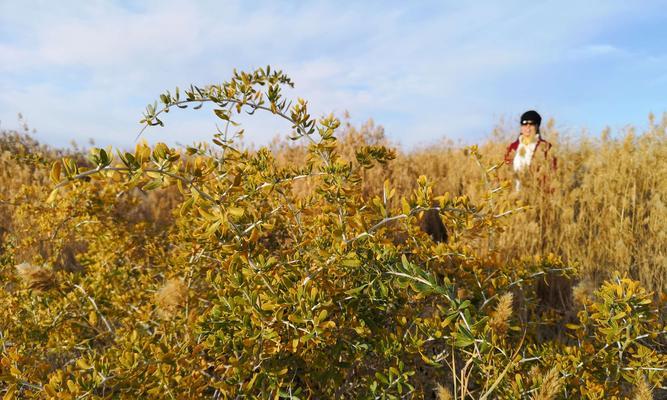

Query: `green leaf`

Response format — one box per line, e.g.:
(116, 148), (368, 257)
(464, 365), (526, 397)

(142, 179), (163, 191)
(375, 372), (389, 385)
(454, 325), (475, 347)
(454, 334), (475, 348)
(341, 259), (360, 267)
(214, 109), (230, 120)
(344, 284), (368, 296)
(458, 300), (471, 310)
(611, 311), (626, 320)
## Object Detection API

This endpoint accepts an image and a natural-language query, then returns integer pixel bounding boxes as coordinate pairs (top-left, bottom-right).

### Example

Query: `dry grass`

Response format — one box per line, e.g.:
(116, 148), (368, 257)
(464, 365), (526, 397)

(2, 113), (665, 295)
(274, 114), (667, 294)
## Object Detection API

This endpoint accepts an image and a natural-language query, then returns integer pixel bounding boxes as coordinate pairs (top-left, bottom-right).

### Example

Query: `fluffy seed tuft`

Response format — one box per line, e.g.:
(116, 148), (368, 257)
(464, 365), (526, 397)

(531, 367), (561, 400)
(155, 278), (188, 319)
(489, 292), (513, 335)
(633, 376), (653, 400)
(15, 262), (56, 292)
(572, 278), (596, 306)
(435, 384), (453, 400)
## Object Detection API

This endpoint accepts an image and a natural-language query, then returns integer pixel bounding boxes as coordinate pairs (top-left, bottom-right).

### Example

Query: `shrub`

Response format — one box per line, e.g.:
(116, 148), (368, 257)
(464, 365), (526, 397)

(0, 67), (664, 398)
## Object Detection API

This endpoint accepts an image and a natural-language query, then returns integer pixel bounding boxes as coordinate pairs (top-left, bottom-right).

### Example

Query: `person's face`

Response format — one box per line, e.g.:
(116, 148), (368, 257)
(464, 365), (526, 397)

(521, 122), (538, 138)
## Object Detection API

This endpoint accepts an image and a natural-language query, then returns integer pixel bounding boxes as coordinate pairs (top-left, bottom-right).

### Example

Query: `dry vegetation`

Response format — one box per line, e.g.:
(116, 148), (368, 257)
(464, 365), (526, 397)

(0, 68), (664, 398)
(274, 115), (667, 295)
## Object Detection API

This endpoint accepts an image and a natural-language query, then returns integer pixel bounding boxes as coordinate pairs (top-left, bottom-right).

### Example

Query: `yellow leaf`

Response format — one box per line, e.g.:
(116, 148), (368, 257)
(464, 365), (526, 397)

(2, 384), (16, 400)
(244, 373), (258, 390)
(401, 198), (411, 215)
(88, 311), (98, 327)
(66, 380), (77, 393)
(50, 161), (62, 184)
(43, 383), (57, 397)
(228, 207), (244, 218)
(321, 320), (336, 329)
(341, 259), (360, 267)
(46, 188), (59, 204)
(76, 359), (91, 370)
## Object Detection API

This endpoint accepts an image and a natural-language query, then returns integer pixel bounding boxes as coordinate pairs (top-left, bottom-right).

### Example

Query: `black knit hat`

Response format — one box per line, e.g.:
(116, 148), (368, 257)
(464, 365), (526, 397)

(520, 110), (542, 126)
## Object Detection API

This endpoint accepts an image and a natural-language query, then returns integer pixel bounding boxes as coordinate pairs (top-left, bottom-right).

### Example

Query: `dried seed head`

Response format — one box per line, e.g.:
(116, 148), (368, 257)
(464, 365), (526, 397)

(435, 384), (453, 400)
(15, 263), (56, 292)
(572, 278), (595, 306)
(529, 365), (541, 377)
(489, 292), (513, 335)
(633, 376), (653, 400)
(155, 278), (188, 319)
(531, 367), (561, 400)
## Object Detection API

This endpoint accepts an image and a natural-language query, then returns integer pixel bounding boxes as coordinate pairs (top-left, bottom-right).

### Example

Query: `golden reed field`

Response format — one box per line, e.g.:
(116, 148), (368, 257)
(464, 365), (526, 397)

(273, 114), (667, 296)
(3, 113), (664, 295)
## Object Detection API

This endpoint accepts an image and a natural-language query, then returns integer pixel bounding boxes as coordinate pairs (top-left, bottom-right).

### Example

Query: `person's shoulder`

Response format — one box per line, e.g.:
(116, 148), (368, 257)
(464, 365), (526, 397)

(507, 139), (520, 150)
(538, 138), (552, 149)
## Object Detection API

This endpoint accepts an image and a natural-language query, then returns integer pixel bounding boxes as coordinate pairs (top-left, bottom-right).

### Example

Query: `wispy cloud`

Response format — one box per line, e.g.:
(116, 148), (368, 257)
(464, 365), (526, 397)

(0, 1), (665, 149)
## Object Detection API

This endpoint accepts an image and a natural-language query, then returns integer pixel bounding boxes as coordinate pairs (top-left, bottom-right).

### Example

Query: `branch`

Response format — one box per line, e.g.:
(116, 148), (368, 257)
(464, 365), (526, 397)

(138, 97), (320, 147)
(74, 284), (114, 335)
(56, 166), (216, 203)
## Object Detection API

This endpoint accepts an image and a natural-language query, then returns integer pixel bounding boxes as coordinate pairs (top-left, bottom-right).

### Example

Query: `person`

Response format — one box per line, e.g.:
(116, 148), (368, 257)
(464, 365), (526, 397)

(504, 110), (556, 191)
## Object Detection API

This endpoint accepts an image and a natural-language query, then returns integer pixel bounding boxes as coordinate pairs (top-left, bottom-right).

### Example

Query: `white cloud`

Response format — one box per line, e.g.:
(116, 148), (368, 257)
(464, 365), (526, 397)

(0, 0), (660, 149)
(571, 44), (624, 58)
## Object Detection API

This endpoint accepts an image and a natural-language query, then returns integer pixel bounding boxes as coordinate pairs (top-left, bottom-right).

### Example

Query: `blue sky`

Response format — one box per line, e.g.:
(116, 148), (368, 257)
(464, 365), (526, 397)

(1, 1), (666, 150)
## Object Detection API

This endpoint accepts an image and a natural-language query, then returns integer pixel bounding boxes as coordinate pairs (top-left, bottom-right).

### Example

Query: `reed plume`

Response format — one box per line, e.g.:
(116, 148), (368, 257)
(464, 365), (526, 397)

(155, 278), (188, 318)
(633, 376), (653, 400)
(531, 367), (561, 400)
(435, 384), (453, 400)
(15, 262), (56, 291)
(489, 292), (513, 335)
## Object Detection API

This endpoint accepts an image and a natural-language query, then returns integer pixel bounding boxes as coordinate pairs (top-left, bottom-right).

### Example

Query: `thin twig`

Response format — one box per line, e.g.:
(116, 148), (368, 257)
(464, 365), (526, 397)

(74, 284), (114, 335)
